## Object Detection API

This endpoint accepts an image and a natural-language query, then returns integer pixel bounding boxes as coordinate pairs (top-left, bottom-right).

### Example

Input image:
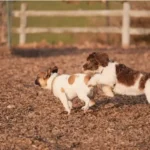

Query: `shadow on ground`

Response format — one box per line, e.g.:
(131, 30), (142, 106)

(91, 94), (148, 111)
(11, 47), (90, 58)
(11, 46), (150, 58)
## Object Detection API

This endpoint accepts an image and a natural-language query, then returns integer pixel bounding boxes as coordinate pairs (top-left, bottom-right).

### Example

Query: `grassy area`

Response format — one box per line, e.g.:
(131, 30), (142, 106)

(12, 1), (122, 45)
(12, 1), (122, 10)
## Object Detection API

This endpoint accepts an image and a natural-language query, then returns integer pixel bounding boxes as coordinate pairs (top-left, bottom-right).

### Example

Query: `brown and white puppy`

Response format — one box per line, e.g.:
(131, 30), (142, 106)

(35, 66), (95, 114)
(83, 52), (150, 103)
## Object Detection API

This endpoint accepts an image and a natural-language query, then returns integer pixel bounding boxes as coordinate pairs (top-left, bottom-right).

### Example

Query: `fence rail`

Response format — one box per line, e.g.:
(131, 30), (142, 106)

(12, 27), (122, 34)
(13, 10), (150, 18)
(12, 27), (150, 35)
(13, 10), (123, 17)
(12, 2), (150, 48)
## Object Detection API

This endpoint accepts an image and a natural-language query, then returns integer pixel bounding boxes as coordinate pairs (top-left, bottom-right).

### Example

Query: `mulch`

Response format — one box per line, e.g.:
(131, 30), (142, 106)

(0, 46), (150, 150)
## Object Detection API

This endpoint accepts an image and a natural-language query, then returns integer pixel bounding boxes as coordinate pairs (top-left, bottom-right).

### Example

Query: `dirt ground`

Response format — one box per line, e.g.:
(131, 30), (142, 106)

(0, 46), (150, 150)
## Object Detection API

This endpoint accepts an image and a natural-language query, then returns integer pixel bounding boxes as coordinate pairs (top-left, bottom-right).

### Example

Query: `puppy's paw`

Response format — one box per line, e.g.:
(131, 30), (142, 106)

(102, 86), (114, 97)
(105, 92), (114, 97)
(68, 101), (73, 109)
(89, 100), (95, 107)
(81, 105), (89, 113)
(67, 109), (71, 115)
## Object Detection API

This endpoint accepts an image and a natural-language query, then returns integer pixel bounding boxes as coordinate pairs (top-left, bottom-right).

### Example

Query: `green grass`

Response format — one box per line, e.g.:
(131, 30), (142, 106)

(13, 16), (107, 27)
(12, 1), (122, 10)
(11, 1), (122, 45)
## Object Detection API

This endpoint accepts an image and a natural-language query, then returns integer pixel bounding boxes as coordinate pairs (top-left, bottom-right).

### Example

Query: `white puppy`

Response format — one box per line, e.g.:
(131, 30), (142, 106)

(35, 66), (95, 114)
(83, 52), (150, 103)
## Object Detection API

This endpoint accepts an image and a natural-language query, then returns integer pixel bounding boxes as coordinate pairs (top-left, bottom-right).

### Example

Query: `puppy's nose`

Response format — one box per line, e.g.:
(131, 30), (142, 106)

(35, 79), (39, 85)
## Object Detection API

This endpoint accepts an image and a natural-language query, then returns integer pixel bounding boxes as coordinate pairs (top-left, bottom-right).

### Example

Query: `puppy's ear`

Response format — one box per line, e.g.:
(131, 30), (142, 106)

(47, 68), (51, 77)
(96, 53), (109, 67)
(87, 52), (96, 61)
(51, 66), (58, 73)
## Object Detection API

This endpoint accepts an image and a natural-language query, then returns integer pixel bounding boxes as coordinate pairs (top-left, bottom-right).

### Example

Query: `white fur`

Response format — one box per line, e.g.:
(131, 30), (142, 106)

(88, 62), (117, 87)
(113, 74), (144, 96)
(101, 85), (114, 97)
(45, 73), (95, 114)
(144, 79), (150, 103)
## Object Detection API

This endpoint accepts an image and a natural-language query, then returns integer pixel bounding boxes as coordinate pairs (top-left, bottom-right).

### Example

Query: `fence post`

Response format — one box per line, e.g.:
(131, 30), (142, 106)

(122, 1), (130, 48)
(6, 1), (11, 49)
(19, 3), (27, 45)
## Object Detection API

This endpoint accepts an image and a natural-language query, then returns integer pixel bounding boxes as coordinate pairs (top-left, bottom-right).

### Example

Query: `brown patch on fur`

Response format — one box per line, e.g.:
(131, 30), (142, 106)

(61, 87), (65, 93)
(116, 64), (140, 86)
(38, 78), (47, 87)
(35, 71), (49, 87)
(35, 66), (58, 88)
(87, 52), (109, 67)
(139, 74), (150, 90)
(84, 75), (92, 85)
(68, 75), (76, 85)
(83, 61), (99, 71)
(38, 72), (48, 79)
(83, 52), (109, 71)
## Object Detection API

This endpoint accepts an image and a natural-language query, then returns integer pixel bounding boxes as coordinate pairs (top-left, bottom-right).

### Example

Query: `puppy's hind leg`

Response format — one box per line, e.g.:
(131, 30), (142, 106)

(102, 85), (114, 97)
(144, 79), (150, 104)
(59, 93), (71, 115)
(77, 93), (90, 112)
(68, 101), (73, 109)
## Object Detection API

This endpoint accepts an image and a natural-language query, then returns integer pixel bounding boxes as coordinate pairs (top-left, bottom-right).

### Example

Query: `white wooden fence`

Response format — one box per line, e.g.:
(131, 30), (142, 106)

(12, 2), (150, 48)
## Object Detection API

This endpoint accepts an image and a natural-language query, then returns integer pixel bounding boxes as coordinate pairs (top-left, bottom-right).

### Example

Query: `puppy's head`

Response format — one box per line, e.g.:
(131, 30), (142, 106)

(82, 52), (109, 73)
(35, 66), (58, 88)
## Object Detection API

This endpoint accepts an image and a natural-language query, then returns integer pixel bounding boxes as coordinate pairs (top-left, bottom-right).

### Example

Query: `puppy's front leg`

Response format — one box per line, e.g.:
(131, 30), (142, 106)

(59, 94), (71, 115)
(102, 85), (114, 97)
(88, 74), (104, 87)
(88, 76), (98, 87)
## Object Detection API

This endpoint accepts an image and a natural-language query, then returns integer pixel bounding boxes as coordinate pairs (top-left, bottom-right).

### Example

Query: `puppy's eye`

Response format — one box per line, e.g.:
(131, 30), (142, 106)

(46, 74), (51, 78)
(45, 72), (52, 79)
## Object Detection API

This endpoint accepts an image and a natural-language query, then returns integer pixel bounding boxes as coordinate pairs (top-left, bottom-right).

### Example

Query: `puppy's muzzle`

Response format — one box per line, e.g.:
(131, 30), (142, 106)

(35, 79), (40, 86)
(83, 63), (88, 70)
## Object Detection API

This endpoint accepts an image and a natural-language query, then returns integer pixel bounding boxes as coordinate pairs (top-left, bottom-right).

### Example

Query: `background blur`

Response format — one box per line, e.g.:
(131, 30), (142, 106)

(1, 1), (150, 48)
